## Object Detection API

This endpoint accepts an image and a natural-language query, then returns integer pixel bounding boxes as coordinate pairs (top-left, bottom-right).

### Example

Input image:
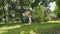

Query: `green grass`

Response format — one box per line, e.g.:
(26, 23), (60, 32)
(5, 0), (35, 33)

(0, 22), (60, 34)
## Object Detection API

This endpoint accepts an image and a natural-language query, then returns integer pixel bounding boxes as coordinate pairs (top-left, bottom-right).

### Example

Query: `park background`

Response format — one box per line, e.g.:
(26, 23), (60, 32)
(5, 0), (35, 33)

(0, 0), (60, 34)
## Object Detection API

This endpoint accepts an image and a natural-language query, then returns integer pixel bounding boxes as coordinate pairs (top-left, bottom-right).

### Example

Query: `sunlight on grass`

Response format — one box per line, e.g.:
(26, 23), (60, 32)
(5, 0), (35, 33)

(29, 29), (37, 34)
(0, 25), (21, 34)
(0, 23), (60, 34)
(24, 24), (29, 25)
(20, 31), (25, 34)
(48, 21), (60, 23)
(0, 31), (7, 34)
(20, 29), (37, 34)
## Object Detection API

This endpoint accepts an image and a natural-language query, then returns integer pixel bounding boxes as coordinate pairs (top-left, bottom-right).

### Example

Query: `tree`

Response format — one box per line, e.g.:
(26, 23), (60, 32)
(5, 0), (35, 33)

(0, 0), (57, 23)
(56, 0), (60, 18)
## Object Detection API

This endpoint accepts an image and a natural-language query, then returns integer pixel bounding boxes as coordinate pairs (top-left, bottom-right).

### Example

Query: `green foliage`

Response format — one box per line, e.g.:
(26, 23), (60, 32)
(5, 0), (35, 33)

(56, 0), (60, 18)
(32, 5), (44, 22)
(32, 0), (40, 8)
(57, 12), (60, 18)
(0, 0), (60, 22)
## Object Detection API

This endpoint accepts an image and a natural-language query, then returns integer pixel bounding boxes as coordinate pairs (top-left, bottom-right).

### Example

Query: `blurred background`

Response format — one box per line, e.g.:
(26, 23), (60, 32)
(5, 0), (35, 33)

(0, 0), (60, 34)
(0, 0), (60, 23)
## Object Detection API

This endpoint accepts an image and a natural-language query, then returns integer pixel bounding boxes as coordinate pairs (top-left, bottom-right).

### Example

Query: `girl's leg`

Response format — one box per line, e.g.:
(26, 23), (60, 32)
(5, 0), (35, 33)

(29, 16), (32, 24)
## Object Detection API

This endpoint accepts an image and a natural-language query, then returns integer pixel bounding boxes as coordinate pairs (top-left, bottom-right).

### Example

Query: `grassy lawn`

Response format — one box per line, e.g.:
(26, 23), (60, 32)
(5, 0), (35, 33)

(0, 22), (60, 34)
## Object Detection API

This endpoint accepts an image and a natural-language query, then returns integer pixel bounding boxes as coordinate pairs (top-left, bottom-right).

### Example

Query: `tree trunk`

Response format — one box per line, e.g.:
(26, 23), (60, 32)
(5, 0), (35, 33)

(3, 0), (7, 23)
(19, 0), (24, 23)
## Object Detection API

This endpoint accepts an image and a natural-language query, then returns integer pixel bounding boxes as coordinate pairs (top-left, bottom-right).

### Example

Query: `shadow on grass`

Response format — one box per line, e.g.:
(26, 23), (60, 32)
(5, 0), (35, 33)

(0, 22), (60, 34)
(1, 23), (38, 34)
(0, 23), (23, 27)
